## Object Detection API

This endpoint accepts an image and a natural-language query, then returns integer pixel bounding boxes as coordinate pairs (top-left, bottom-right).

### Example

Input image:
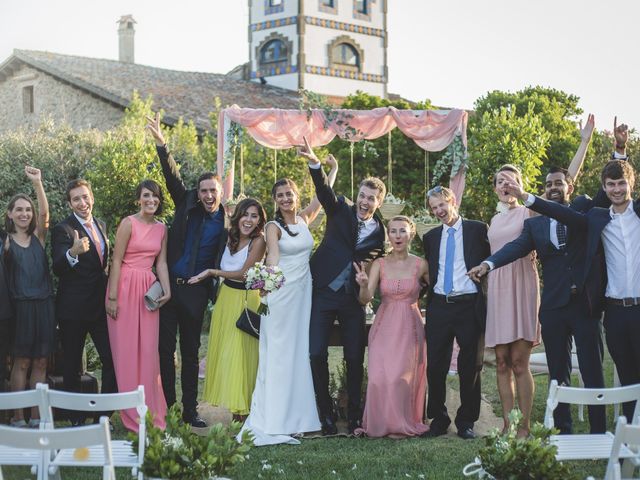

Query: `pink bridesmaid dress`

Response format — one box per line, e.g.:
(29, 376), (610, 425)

(108, 215), (167, 431)
(359, 257), (429, 438)
(485, 206), (541, 348)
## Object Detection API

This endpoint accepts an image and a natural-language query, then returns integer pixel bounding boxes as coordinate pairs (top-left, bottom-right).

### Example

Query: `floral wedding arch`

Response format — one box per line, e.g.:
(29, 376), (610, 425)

(216, 105), (469, 204)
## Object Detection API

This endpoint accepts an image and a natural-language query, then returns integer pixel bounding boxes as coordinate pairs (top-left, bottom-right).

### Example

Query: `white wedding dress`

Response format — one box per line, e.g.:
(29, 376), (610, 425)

(239, 218), (321, 445)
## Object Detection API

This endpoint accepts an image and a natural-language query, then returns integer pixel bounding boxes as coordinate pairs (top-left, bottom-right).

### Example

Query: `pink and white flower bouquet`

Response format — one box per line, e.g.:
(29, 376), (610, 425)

(244, 262), (286, 315)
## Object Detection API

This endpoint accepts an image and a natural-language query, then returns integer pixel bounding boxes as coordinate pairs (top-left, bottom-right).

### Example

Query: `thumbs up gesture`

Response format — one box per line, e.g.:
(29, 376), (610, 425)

(69, 230), (90, 257)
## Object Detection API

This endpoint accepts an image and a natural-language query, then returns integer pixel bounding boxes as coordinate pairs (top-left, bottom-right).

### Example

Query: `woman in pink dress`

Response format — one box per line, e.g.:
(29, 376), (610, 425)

(106, 180), (171, 431)
(485, 165), (541, 437)
(353, 216), (429, 438)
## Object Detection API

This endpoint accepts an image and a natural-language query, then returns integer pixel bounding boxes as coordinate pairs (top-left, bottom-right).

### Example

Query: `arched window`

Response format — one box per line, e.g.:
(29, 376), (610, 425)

(260, 39), (288, 64)
(332, 43), (360, 68)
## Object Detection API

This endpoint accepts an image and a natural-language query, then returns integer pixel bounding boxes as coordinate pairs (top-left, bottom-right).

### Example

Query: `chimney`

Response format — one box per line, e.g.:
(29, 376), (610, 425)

(117, 15), (136, 63)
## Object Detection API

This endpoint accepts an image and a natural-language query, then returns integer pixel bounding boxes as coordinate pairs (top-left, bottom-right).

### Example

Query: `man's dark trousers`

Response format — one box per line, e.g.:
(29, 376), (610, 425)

(159, 281), (210, 416)
(540, 293), (605, 433)
(426, 295), (482, 431)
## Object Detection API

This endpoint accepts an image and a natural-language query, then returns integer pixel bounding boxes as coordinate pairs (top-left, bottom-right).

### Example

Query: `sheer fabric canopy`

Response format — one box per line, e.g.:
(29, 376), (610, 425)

(216, 105), (468, 203)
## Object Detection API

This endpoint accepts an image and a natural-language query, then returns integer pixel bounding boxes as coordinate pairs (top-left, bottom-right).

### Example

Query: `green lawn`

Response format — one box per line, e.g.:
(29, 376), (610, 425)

(2, 340), (620, 479)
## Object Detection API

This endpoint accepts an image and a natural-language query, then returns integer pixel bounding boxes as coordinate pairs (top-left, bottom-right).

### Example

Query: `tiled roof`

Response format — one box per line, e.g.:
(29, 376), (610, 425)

(0, 49), (302, 132)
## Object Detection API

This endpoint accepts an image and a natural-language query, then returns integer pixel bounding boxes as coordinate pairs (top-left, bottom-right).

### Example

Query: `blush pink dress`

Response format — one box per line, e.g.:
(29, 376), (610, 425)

(358, 257), (429, 438)
(108, 216), (167, 431)
(485, 206), (541, 348)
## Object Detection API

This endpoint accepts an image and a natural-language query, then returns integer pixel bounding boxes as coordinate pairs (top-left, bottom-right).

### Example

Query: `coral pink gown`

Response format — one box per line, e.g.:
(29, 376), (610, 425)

(359, 257), (429, 438)
(108, 216), (167, 431)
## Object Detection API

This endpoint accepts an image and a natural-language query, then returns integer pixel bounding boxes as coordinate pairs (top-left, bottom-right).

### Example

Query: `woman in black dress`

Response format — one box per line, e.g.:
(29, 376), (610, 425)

(3, 166), (55, 427)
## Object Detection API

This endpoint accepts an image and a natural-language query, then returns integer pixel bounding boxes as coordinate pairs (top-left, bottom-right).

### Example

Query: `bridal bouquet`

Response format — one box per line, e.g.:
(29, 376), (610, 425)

(244, 263), (286, 315)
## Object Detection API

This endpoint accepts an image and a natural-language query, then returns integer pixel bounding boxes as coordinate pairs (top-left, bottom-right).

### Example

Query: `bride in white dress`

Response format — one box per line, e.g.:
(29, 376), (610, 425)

(240, 146), (337, 445)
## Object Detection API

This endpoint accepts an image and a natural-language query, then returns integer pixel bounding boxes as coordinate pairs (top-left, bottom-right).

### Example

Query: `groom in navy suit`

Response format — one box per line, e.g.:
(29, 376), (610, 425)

(503, 160), (640, 422)
(301, 140), (386, 435)
(468, 166), (611, 433)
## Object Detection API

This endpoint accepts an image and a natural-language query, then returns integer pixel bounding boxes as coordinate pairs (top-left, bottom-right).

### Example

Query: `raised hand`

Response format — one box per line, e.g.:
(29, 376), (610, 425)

(145, 112), (166, 146)
(503, 181), (527, 202)
(325, 153), (338, 170)
(353, 261), (368, 288)
(580, 113), (595, 142)
(467, 263), (489, 282)
(614, 116), (629, 149)
(297, 136), (320, 165)
(24, 165), (41, 183)
(69, 229), (90, 257)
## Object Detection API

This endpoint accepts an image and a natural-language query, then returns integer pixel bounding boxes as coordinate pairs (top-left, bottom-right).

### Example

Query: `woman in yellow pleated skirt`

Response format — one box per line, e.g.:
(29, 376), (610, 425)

(188, 198), (266, 417)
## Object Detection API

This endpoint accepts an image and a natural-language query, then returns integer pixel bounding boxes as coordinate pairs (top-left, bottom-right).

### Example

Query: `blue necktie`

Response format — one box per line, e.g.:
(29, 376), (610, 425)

(444, 227), (456, 295)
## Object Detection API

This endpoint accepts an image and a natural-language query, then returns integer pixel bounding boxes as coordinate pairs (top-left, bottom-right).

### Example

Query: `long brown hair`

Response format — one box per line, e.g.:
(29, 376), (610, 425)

(271, 178), (300, 237)
(5, 194), (37, 235)
(228, 198), (266, 254)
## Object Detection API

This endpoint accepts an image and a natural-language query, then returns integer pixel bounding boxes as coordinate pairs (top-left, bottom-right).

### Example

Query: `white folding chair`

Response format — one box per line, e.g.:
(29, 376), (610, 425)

(0, 383), (50, 479)
(603, 416), (640, 480)
(544, 380), (640, 461)
(45, 386), (146, 480)
(0, 417), (115, 480)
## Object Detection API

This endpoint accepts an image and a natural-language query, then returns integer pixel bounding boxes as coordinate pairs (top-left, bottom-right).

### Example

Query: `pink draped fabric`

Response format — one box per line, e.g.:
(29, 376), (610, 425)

(216, 105), (468, 203)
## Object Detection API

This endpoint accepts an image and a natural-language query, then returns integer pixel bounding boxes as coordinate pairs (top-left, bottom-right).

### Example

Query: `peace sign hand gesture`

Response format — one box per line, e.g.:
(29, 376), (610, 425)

(145, 112), (166, 147)
(297, 136), (320, 165)
(353, 261), (369, 288)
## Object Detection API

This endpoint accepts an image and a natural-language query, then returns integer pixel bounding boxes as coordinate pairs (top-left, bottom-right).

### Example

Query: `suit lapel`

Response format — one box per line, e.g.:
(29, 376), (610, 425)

(432, 224), (443, 267)
(95, 218), (109, 264)
(461, 219), (471, 268)
(349, 205), (359, 250)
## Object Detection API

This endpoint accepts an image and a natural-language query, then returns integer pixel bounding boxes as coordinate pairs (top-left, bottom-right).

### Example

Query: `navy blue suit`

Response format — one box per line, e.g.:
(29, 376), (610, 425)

(308, 166), (386, 422)
(487, 194), (606, 433)
(527, 194), (640, 422)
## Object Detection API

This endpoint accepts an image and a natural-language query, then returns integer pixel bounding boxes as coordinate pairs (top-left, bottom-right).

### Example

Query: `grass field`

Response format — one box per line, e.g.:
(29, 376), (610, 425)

(2, 340), (619, 479)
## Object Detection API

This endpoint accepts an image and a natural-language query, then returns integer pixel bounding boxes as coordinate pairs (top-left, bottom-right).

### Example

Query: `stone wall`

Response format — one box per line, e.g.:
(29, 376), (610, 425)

(0, 64), (124, 135)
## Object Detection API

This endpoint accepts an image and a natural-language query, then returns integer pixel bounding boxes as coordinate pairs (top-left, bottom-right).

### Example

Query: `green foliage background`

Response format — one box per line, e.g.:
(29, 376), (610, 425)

(0, 86), (634, 243)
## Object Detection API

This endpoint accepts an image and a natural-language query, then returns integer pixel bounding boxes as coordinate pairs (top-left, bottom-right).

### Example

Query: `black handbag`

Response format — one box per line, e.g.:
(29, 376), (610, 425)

(235, 292), (260, 339)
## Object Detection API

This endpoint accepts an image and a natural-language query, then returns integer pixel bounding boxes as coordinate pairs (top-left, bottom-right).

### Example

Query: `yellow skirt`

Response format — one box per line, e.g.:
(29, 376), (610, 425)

(203, 283), (260, 415)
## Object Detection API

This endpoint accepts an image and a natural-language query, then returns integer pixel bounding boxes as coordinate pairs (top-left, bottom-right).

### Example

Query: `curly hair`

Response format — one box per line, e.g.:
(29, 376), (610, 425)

(271, 178), (300, 237)
(228, 198), (267, 254)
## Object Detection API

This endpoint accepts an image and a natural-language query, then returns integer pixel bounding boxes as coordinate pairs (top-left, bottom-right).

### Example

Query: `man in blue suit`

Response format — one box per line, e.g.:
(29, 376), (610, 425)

(468, 165), (610, 433)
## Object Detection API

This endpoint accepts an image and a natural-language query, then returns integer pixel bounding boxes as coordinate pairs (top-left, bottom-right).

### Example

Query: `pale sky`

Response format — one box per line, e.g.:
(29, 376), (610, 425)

(1, 0), (639, 129)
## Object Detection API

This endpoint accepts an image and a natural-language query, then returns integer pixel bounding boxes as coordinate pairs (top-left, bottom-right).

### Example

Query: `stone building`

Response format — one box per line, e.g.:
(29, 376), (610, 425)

(0, 16), (301, 135)
(0, 4), (390, 134)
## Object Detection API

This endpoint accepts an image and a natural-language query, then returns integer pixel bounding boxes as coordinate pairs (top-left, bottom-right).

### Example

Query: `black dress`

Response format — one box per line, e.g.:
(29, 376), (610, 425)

(5, 236), (55, 358)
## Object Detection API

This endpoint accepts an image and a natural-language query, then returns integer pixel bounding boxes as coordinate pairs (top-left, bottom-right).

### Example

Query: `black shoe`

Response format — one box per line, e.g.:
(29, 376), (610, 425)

(347, 419), (362, 435)
(183, 414), (207, 428)
(423, 426), (448, 437)
(320, 415), (338, 436)
(457, 427), (477, 440)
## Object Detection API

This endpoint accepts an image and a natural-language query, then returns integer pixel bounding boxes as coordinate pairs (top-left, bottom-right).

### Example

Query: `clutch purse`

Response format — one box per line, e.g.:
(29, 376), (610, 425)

(235, 292), (260, 338)
(144, 280), (164, 311)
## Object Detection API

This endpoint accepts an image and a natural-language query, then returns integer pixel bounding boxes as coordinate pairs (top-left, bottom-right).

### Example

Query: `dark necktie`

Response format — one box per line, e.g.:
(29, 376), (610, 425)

(357, 220), (365, 244)
(556, 222), (567, 249)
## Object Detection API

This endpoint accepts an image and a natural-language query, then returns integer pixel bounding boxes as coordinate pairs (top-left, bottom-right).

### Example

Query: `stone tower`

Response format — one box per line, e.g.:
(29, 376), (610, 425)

(117, 15), (136, 63)
(248, 0), (387, 98)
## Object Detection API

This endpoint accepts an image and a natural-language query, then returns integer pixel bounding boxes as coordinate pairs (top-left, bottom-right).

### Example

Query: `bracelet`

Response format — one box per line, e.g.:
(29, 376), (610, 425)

(108, 297), (117, 301)
(616, 144), (626, 149)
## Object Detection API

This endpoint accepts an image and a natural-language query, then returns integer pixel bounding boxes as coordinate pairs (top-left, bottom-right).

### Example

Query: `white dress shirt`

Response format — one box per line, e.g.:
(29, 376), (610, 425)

(522, 193), (564, 249)
(433, 217), (478, 295)
(66, 213), (106, 267)
(602, 201), (640, 299)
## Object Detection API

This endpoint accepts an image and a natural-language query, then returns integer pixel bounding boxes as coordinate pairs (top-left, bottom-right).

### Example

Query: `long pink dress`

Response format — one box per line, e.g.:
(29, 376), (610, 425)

(359, 257), (429, 438)
(108, 216), (167, 431)
(485, 206), (541, 348)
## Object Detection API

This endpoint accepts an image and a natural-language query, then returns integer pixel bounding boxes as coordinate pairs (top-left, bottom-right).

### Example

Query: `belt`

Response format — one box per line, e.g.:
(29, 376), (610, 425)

(432, 293), (477, 304)
(175, 277), (189, 285)
(606, 297), (640, 307)
(223, 279), (248, 290)
(570, 286), (578, 295)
